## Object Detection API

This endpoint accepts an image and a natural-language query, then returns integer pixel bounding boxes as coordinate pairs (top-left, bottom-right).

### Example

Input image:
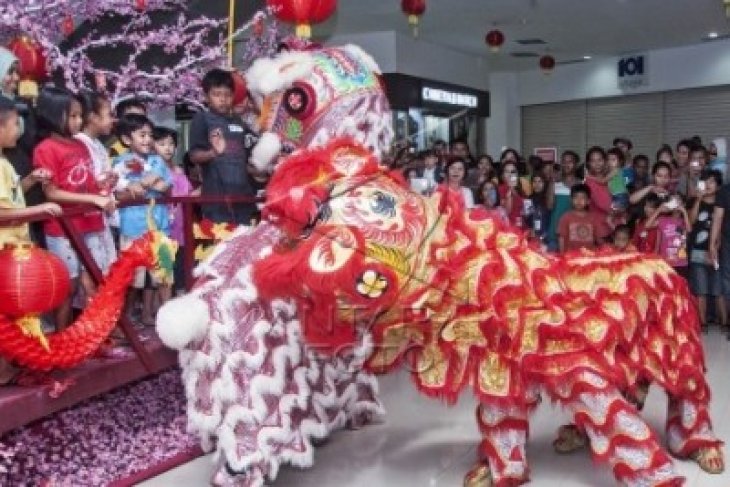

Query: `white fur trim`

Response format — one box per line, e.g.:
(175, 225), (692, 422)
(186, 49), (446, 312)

(156, 294), (210, 350)
(342, 44), (382, 74)
(251, 131), (282, 173)
(245, 51), (315, 97)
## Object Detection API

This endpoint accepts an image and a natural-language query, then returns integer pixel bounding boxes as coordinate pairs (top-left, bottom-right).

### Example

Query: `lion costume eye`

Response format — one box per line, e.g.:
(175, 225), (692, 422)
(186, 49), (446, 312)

(283, 82), (316, 120)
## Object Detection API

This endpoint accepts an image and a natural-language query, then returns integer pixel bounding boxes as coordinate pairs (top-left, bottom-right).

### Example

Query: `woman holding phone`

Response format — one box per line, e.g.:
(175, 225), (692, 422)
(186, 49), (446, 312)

(498, 161), (526, 227)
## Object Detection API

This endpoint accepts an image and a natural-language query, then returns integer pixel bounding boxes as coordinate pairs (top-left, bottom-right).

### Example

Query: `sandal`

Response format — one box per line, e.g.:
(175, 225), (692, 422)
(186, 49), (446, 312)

(691, 446), (725, 474)
(463, 463), (492, 487)
(553, 424), (588, 454)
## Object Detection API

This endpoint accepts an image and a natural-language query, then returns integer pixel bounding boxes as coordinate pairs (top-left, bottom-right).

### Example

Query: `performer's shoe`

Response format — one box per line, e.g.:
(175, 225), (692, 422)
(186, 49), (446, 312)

(463, 463), (492, 487)
(553, 424), (588, 454)
(691, 446), (725, 474)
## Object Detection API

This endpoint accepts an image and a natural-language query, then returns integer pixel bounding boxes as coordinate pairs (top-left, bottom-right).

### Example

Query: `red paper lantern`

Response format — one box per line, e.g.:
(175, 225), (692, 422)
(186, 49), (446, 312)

(0, 243), (69, 318)
(266, 0), (337, 39)
(62, 16), (75, 37)
(485, 30), (505, 53)
(232, 70), (247, 106)
(539, 55), (556, 73)
(135, 0), (146, 11)
(401, 0), (426, 36)
(7, 36), (48, 82)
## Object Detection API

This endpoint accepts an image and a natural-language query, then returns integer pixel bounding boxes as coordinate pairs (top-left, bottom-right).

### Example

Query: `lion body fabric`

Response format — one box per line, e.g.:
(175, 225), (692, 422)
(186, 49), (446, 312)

(254, 140), (721, 487)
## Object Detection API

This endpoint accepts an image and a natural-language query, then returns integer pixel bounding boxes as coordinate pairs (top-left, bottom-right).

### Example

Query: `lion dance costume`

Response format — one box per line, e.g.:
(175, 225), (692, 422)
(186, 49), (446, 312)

(158, 43), (723, 487)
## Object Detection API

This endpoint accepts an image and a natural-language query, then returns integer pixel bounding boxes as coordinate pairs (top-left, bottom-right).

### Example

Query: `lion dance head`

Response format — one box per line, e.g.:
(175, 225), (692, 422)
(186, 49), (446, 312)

(245, 43), (394, 173)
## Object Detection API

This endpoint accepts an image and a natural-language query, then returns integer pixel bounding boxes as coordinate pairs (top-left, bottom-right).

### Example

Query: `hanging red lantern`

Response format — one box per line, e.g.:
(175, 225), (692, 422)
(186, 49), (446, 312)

(539, 55), (556, 73)
(135, 0), (146, 11)
(7, 36), (48, 82)
(485, 30), (505, 53)
(0, 243), (70, 350)
(266, 0), (337, 39)
(232, 70), (247, 106)
(62, 16), (75, 37)
(401, 0), (426, 37)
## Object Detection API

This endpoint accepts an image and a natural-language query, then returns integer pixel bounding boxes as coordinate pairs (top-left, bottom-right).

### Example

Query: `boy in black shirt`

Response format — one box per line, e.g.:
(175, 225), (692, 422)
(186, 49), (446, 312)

(188, 69), (263, 225)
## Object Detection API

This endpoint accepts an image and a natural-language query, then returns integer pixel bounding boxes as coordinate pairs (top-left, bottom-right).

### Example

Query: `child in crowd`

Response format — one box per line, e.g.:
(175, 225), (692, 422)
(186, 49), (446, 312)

(153, 126), (192, 296)
(34, 87), (116, 328)
(188, 68), (261, 225)
(108, 97), (147, 158)
(606, 147), (630, 216)
(611, 224), (636, 252)
(688, 170), (725, 328)
(528, 172), (551, 246)
(498, 161), (526, 227)
(557, 183), (610, 253)
(76, 90), (118, 261)
(476, 180), (508, 223)
(655, 194), (690, 277)
(0, 95), (62, 384)
(0, 96), (62, 239)
(632, 193), (662, 253)
(113, 114), (172, 326)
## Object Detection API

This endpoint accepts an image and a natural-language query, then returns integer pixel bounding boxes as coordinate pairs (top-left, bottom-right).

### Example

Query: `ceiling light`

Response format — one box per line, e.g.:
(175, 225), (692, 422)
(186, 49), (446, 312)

(583, 55), (592, 60)
(708, 31), (719, 39)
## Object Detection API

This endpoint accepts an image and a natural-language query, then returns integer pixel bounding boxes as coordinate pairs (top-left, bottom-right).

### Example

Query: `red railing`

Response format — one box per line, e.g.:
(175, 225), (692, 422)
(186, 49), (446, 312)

(0, 196), (261, 434)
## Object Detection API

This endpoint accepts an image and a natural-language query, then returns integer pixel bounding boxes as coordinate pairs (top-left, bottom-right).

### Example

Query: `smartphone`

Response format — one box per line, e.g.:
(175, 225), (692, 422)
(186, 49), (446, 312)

(691, 160), (700, 168)
(698, 181), (706, 192)
(666, 198), (679, 210)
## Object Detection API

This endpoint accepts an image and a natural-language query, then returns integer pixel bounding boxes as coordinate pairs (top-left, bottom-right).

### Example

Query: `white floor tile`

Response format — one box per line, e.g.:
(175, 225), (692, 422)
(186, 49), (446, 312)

(142, 330), (730, 487)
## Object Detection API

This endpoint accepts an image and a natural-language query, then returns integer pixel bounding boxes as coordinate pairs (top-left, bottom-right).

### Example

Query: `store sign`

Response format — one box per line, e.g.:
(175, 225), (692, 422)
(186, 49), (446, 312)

(618, 54), (648, 90)
(534, 147), (557, 163)
(421, 86), (478, 108)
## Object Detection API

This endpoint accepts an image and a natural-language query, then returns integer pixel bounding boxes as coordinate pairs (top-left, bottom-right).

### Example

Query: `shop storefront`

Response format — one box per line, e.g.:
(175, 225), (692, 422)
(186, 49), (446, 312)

(382, 73), (490, 153)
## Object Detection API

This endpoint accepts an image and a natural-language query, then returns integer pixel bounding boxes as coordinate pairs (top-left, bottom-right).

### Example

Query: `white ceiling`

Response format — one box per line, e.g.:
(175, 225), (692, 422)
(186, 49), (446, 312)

(315, 0), (730, 71)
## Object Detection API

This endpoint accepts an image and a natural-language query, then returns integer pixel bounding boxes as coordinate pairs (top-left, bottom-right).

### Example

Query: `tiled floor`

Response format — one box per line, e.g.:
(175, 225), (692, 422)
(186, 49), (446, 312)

(142, 331), (730, 486)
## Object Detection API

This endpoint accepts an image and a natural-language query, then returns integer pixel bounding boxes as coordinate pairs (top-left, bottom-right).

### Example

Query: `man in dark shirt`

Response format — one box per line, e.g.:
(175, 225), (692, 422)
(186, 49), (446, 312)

(710, 180), (730, 337)
(187, 69), (263, 225)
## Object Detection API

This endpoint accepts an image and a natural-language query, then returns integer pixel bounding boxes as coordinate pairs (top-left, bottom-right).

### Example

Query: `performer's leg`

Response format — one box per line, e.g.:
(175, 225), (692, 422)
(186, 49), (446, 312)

(464, 401), (530, 487)
(666, 394), (724, 473)
(564, 372), (684, 487)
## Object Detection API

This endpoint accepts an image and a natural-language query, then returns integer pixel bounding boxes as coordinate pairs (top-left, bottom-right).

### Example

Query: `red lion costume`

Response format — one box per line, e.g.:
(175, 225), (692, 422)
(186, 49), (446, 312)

(253, 139), (723, 487)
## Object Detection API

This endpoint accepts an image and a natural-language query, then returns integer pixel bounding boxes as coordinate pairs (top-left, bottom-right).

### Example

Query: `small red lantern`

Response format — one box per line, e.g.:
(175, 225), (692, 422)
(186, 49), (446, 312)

(267, 0), (337, 39)
(232, 70), (247, 106)
(539, 55), (556, 73)
(485, 30), (505, 53)
(62, 16), (75, 37)
(7, 36), (48, 82)
(401, 0), (426, 37)
(135, 0), (146, 11)
(0, 243), (70, 350)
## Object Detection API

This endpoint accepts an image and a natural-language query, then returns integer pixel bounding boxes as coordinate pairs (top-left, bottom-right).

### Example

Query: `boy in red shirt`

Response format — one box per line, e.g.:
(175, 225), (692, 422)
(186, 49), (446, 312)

(558, 183), (610, 253)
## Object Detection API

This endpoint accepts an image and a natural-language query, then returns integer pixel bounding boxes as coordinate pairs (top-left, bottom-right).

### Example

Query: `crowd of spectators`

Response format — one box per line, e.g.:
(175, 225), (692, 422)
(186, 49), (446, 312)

(398, 134), (730, 335)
